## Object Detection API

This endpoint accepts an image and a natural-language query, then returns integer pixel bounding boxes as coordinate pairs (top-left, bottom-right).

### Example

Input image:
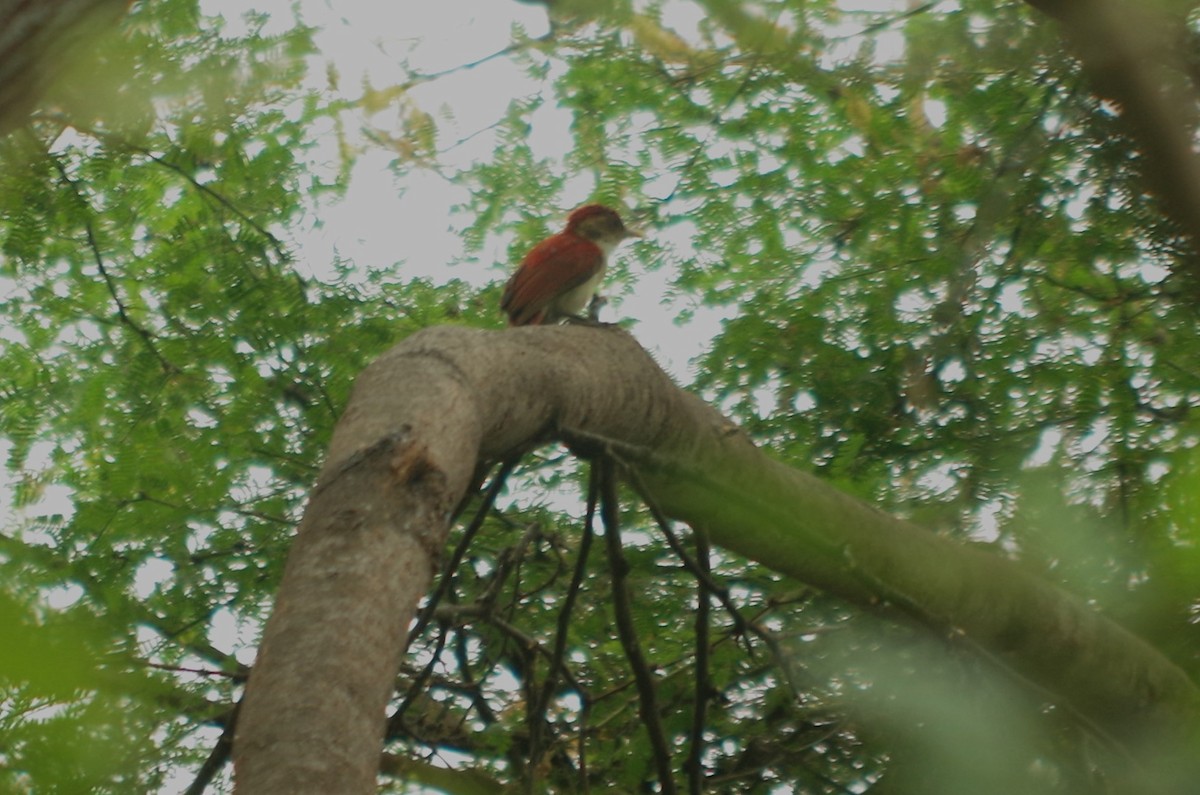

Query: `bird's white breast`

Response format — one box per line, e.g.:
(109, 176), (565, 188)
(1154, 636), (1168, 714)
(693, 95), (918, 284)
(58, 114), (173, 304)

(554, 260), (607, 316)
(551, 235), (621, 318)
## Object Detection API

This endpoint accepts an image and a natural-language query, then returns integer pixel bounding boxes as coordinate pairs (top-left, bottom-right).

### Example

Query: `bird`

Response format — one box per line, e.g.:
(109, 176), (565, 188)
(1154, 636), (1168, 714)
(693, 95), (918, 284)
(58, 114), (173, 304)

(501, 204), (640, 326)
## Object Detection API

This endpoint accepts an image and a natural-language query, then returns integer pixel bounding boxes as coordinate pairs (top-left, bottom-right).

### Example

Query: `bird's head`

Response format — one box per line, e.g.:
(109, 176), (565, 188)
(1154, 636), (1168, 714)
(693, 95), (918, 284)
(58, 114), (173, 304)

(566, 204), (641, 253)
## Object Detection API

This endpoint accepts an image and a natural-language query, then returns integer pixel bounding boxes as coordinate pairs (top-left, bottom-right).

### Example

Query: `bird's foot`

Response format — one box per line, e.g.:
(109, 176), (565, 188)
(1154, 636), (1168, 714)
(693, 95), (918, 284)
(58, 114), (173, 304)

(587, 294), (608, 321)
(561, 314), (619, 328)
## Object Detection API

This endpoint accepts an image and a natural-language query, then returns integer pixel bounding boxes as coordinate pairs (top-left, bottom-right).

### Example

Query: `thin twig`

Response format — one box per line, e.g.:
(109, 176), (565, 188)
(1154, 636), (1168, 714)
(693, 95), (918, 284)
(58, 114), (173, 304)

(833, 0), (940, 40)
(133, 146), (290, 270)
(451, 628), (497, 725)
(572, 427), (840, 701)
(527, 462), (599, 785)
(687, 531), (712, 795)
(389, 458), (518, 733)
(406, 457), (518, 646)
(430, 603), (585, 695)
(578, 692), (592, 794)
(60, 119), (293, 270)
(400, 31), (554, 93)
(387, 620), (450, 738)
(183, 702), (238, 795)
(49, 153), (179, 373)
(618, 463), (756, 655)
(599, 456), (677, 795)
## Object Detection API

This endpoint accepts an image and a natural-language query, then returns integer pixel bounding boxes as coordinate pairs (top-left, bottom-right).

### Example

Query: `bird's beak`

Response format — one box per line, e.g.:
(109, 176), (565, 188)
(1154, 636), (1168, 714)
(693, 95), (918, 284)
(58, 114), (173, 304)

(624, 226), (644, 239)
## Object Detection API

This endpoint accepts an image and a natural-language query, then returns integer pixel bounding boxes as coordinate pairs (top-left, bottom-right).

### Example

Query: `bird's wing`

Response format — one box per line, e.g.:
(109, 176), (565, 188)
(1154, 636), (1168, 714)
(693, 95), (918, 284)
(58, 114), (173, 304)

(501, 234), (602, 325)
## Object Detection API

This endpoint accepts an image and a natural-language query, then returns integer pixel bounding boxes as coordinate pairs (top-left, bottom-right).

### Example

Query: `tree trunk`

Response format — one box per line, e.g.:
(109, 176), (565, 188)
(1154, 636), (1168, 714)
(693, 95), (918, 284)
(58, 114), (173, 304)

(1023, 0), (1200, 270)
(232, 324), (1200, 794)
(0, 0), (131, 136)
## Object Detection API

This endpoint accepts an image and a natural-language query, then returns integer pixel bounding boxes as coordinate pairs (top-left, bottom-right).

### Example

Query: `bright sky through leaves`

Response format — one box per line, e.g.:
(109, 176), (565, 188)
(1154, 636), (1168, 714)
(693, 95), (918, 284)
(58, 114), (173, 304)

(4, 0), (1199, 791)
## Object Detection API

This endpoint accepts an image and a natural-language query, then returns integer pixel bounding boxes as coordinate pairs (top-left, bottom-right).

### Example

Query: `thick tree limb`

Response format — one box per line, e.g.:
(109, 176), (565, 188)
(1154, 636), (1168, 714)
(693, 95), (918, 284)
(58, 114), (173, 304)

(0, 0), (132, 136)
(232, 325), (1199, 793)
(1024, 0), (1200, 265)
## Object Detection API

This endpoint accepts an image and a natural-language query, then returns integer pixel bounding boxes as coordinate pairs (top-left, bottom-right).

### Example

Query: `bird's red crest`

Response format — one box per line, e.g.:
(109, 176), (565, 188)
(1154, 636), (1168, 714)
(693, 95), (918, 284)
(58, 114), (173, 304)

(567, 204), (622, 229)
(501, 203), (635, 326)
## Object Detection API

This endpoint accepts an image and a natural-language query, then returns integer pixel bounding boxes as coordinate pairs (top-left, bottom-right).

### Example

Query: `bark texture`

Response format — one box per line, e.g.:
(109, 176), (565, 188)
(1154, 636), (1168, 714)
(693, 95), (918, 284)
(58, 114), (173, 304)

(233, 324), (1199, 794)
(0, 0), (131, 135)
(1024, 0), (1200, 268)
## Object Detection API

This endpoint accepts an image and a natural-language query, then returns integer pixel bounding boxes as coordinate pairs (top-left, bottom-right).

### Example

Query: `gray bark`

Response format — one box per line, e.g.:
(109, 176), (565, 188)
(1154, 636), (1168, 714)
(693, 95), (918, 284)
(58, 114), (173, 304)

(233, 325), (1199, 793)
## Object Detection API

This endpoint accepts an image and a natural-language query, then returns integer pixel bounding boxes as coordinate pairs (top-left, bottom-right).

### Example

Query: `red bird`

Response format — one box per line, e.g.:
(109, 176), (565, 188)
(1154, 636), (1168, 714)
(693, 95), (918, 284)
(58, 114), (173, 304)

(501, 204), (640, 326)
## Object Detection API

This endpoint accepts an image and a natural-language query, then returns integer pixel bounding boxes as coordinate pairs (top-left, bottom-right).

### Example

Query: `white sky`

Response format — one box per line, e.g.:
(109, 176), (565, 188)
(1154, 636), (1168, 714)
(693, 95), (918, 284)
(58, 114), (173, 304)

(4, 2), (1094, 792)
(4, 3), (927, 791)
(190, 0), (940, 385)
(2, 0), (662, 523)
(6, 4), (717, 791)
(285, 0), (548, 285)
(2, 0), (935, 607)
(205, 0), (747, 384)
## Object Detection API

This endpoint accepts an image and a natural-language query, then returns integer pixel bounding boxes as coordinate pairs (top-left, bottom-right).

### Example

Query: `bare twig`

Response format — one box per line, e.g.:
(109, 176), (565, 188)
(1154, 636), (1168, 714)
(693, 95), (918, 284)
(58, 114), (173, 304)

(49, 152), (179, 373)
(617, 462), (755, 654)
(527, 462), (599, 785)
(132, 146), (291, 270)
(399, 31), (554, 93)
(599, 456), (677, 795)
(687, 531), (712, 795)
(429, 602), (585, 695)
(387, 619), (450, 738)
(452, 629), (498, 725)
(835, 1), (939, 40)
(183, 702), (238, 795)
(388, 457), (518, 734)
(406, 456), (519, 646)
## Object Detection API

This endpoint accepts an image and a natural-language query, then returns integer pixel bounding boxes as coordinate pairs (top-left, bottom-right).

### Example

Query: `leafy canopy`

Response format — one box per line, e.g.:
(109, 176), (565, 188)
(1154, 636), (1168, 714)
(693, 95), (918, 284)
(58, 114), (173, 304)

(1, 0), (1198, 793)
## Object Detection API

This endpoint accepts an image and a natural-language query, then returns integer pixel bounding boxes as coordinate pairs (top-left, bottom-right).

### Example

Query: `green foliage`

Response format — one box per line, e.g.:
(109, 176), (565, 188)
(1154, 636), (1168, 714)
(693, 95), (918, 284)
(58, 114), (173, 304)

(0, 2), (468, 791)
(3, 0), (1199, 792)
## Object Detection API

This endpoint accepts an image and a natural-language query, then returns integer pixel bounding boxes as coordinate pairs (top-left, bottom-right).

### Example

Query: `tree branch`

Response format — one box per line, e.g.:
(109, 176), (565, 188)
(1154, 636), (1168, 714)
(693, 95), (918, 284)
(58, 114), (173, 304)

(599, 455), (677, 794)
(0, 0), (132, 135)
(1025, 0), (1200, 270)
(49, 152), (179, 373)
(527, 462), (599, 784)
(687, 531), (712, 795)
(232, 325), (1199, 794)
